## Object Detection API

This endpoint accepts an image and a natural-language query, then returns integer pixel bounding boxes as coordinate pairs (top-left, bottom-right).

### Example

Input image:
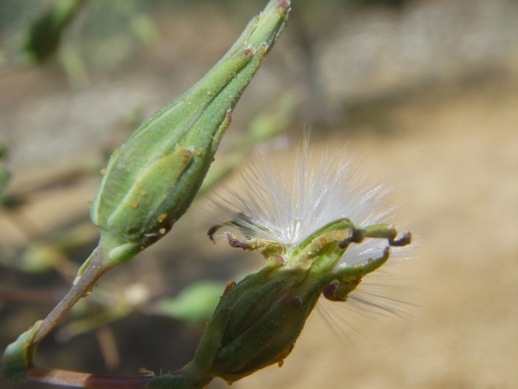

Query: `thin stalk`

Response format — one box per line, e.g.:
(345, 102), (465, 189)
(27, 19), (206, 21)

(27, 366), (151, 389)
(32, 246), (109, 346)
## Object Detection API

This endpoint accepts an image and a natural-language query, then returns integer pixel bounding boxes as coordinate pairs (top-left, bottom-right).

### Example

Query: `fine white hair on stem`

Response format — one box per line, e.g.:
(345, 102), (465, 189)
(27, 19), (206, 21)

(210, 134), (406, 269)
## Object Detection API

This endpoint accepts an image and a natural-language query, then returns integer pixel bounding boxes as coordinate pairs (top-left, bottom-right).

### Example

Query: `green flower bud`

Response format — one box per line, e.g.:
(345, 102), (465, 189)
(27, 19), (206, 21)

(89, 0), (291, 266)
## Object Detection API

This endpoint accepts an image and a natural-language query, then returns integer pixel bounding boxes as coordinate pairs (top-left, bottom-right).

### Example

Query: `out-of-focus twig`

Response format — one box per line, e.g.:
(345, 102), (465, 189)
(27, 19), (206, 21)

(199, 90), (301, 196)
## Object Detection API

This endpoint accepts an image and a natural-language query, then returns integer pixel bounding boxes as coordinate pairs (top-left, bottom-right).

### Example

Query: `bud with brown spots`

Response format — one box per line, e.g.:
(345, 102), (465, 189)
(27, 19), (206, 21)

(89, 0), (291, 266)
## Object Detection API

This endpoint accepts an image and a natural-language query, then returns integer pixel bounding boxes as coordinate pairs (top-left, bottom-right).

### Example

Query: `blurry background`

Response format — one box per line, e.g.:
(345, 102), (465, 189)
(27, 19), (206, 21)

(1, 0), (518, 388)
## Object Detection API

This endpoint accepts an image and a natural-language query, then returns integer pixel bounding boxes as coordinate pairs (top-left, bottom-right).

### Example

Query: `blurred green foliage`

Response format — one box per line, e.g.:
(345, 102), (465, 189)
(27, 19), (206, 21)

(22, 0), (87, 64)
(0, 141), (10, 197)
(156, 281), (227, 324)
(1, 0), (410, 75)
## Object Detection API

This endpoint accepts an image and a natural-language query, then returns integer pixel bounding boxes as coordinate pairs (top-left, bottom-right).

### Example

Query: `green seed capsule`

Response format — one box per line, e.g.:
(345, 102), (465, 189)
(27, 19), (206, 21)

(185, 218), (410, 384)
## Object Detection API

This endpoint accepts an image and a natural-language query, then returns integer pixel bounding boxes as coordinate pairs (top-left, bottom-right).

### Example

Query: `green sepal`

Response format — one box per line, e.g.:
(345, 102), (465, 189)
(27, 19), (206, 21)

(219, 266), (302, 346)
(321, 246), (390, 302)
(208, 259), (282, 314)
(212, 289), (311, 378)
(1, 321), (42, 381)
(190, 308), (232, 374)
(106, 149), (193, 239)
(287, 218), (355, 263)
(220, 290), (318, 384)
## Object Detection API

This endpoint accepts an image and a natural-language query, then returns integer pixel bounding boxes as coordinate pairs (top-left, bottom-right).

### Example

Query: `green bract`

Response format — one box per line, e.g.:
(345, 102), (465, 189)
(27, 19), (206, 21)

(89, 0), (291, 266)
(1, 322), (41, 381)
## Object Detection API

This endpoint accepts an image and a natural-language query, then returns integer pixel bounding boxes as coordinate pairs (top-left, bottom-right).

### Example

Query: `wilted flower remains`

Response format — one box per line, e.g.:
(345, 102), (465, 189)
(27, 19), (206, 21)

(171, 137), (412, 385)
(210, 136), (410, 267)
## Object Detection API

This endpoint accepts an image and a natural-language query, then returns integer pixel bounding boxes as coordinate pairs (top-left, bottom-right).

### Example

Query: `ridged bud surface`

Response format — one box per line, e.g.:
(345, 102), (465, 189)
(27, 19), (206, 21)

(89, 0), (291, 264)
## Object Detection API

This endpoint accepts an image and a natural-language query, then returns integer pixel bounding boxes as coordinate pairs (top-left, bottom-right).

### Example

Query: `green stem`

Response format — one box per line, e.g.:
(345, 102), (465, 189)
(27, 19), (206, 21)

(31, 245), (109, 346)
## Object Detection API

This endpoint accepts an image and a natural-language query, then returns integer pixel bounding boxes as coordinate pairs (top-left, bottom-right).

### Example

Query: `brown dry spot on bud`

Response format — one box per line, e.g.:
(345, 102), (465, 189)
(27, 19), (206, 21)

(159, 228), (167, 235)
(323, 281), (336, 298)
(131, 201), (139, 209)
(390, 231), (412, 247)
(100, 168), (107, 175)
(291, 296), (302, 309)
(222, 280), (236, 298)
(242, 48), (254, 57)
(278, 360), (284, 368)
(271, 255), (284, 265)
(258, 45), (268, 57)
(157, 213), (167, 223)
(182, 149), (192, 163)
(225, 233), (250, 250)
(320, 238), (328, 245)
(278, 0), (291, 11)
(338, 227), (364, 249)
(323, 281), (347, 302)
